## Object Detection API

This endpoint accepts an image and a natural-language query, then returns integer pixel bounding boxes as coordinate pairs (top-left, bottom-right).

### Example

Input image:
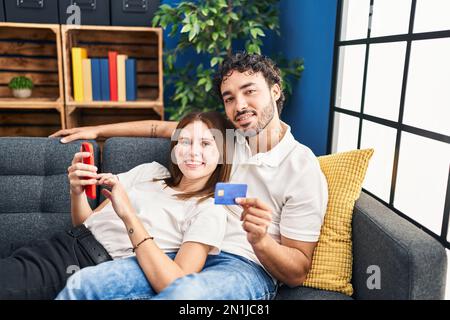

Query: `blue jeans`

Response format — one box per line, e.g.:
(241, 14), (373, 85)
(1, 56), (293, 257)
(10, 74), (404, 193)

(55, 251), (277, 300)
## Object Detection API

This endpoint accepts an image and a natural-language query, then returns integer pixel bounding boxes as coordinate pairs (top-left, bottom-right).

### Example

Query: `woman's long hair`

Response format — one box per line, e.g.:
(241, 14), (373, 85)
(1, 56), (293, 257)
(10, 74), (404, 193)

(162, 111), (234, 203)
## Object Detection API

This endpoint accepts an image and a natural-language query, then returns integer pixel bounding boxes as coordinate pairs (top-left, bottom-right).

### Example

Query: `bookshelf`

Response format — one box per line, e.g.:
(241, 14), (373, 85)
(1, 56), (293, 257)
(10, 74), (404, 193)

(0, 22), (65, 137)
(61, 25), (164, 129)
(0, 22), (164, 137)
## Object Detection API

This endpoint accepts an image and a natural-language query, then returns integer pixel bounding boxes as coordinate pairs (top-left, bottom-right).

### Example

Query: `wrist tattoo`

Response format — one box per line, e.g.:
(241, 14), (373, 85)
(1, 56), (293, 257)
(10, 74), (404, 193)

(150, 124), (157, 137)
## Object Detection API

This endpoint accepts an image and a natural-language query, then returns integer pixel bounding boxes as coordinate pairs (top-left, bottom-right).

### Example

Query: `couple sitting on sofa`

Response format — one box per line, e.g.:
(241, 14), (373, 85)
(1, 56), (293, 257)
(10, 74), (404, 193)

(0, 53), (328, 300)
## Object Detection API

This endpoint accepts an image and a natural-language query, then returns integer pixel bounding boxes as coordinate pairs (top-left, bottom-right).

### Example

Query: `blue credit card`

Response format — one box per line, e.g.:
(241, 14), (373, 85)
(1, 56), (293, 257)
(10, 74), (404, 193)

(214, 183), (248, 205)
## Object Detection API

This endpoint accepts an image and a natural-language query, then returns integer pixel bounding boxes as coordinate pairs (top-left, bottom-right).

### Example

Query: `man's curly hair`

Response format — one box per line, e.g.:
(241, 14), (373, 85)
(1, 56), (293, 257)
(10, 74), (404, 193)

(214, 52), (285, 115)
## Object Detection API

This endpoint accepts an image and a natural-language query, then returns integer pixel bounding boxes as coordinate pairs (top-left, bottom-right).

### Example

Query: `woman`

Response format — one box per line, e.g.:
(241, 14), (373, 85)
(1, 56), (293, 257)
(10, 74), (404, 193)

(0, 111), (233, 300)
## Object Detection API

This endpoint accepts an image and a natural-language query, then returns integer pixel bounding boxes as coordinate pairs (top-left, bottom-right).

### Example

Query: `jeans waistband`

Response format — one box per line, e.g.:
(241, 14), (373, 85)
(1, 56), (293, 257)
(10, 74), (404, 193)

(67, 225), (112, 265)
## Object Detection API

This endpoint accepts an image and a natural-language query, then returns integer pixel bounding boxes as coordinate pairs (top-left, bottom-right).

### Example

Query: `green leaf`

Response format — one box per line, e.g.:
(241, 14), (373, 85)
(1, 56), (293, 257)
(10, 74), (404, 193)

(166, 55), (174, 70)
(159, 4), (172, 10)
(181, 96), (188, 107)
(224, 38), (231, 50)
(188, 29), (196, 41)
(160, 17), (168, 29)
(230, 12), (239, 21)
(152, 15), (160, 27)
(217, 0), (228, 9)
(205, 81), (212, 92)
(196, 42), (203, 53)
(250, 28), (265, 39)
(180, 24), (191, 33)
(206, 19), (214, 26)
(255, 28), (265, 37)
(197, 78), (207, 86)
(212, 32), (219, 41)
(201, 8), (209, 16)
(193, 22), (200, 35)
(210, 57), (219, 67)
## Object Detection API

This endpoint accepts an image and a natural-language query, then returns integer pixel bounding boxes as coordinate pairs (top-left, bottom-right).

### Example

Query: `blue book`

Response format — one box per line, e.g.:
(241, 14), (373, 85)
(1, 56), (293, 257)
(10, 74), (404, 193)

(91, 59), (102, 101)
(125, 58), (137, 101)
(99, 58), (110, 101)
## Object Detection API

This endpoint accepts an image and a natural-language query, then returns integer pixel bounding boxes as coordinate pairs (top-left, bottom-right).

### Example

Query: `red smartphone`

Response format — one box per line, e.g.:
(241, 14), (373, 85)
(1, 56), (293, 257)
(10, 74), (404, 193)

(81, 142), (96, 199)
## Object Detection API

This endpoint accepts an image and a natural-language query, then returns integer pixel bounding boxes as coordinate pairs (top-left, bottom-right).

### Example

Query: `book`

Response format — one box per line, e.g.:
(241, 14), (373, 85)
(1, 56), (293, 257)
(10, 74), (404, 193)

(71, 47), (87, 102)
(108, 51), (118, 101)
(91, 59), (102, 101)
(117, 54), (128, 102)
(100, 58), (110, 101)
(125, 58), (137, 101)
(82, 59), (92, 102)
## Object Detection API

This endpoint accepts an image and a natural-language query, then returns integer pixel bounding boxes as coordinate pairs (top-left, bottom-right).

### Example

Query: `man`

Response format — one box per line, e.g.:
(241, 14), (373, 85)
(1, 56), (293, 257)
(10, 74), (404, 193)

(52, 52), (328, 299)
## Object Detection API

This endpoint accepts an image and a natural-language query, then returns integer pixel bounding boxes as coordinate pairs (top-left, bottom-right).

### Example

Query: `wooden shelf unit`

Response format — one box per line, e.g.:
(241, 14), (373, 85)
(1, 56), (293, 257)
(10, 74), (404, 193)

(0, 22), (65, 137)
(61, 24), (164, 129)
(0, 22), (164, 137)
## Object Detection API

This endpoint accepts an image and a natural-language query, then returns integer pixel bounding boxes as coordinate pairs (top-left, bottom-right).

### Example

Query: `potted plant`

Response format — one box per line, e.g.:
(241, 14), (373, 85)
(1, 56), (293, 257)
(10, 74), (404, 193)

(152, 0), (304, 120)
(8, 76), (34, 98)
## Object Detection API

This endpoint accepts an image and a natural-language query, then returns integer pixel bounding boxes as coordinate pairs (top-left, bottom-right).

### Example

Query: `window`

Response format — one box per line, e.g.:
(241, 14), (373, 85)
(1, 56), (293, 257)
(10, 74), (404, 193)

(331, 0), (450, 254)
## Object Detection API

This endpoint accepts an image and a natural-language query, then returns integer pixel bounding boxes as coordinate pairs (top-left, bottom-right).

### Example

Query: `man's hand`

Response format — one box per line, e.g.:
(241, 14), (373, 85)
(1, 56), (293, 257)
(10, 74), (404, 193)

(49, 126), (100, 143)
(235, 197), (272, 246)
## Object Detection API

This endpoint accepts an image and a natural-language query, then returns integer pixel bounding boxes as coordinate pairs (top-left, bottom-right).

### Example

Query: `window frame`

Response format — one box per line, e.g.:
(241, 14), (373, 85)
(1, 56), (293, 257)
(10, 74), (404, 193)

(328, 0), (450, 249)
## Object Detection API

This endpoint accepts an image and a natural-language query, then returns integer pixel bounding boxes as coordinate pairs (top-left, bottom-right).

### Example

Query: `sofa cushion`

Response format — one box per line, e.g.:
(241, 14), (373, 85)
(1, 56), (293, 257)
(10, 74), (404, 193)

(302, 149), (374, 296)
(0, 137), (99, 253)
(275, 285), (353, 300)
(101, 137), (171, 174)
(100, 137), (171, 203)
(352, 192), (448, 299)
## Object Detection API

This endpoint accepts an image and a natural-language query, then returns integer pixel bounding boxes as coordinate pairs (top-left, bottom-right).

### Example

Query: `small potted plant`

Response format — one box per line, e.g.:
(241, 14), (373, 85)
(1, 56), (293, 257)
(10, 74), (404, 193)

(8, 76), (34, 98)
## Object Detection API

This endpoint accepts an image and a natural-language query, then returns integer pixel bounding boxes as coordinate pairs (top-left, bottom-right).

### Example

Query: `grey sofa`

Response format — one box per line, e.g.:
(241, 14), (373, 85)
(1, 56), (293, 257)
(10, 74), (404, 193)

(0, 137), (447, 300)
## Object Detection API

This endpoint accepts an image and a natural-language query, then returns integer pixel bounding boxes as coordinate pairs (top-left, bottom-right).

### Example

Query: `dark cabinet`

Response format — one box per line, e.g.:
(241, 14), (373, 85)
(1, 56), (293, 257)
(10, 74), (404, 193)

(111, 0), (159, 27)
(4, 0), (59, 24)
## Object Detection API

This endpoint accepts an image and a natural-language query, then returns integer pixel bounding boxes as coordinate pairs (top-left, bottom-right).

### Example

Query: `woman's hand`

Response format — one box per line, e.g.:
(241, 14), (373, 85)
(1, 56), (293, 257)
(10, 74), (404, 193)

(67, 152), (99, 196)
(97, 173), (136, 221)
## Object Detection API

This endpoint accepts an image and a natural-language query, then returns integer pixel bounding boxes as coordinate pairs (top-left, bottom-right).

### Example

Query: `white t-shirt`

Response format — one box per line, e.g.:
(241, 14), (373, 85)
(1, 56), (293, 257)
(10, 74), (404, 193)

(220, 124), (328, 266)
(84, 162), (228, 260)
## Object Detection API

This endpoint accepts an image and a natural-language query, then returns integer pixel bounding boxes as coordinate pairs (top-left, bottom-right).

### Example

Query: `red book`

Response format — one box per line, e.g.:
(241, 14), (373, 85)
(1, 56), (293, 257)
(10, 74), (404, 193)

(108, 51), (118, 101)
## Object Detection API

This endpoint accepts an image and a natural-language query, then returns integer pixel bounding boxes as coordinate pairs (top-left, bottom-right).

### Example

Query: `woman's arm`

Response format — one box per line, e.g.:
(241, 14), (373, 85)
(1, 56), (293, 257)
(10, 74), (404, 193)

(70, 192), (94, 226)
(97, 174), (211, 293)
(49, 120), (179, 143)
(123, 215), (211, 293)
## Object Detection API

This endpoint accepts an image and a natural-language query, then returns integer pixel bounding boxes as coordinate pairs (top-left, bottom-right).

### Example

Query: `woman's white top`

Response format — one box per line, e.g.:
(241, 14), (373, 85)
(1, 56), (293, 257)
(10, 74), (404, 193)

(84, 162), (228, 260)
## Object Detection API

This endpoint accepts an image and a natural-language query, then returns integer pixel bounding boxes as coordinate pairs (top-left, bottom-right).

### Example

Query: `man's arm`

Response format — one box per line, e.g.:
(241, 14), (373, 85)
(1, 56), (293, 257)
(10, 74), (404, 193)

(236, 198), (316, 287)
(253, 234), (315, 287)
(49, 120), (178, 143)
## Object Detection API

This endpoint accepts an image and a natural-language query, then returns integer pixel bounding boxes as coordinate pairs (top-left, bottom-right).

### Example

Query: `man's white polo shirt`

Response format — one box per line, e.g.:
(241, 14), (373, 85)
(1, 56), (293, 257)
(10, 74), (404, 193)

(220, 123), (328, 266)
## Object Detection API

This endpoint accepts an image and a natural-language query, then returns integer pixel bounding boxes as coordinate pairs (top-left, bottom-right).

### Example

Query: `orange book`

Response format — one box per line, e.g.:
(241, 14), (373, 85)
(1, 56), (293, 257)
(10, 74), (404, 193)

(117, 54), (128, 102)
(82, 59), (93, 102)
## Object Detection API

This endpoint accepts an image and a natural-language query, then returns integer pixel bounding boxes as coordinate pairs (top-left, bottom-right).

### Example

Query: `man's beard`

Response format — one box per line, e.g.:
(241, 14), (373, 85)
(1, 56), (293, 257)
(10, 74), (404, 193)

(237, 97), (276, 138)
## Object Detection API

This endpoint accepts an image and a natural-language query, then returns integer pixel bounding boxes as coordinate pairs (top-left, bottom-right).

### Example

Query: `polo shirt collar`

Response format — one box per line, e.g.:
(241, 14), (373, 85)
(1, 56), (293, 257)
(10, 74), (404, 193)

(235, 122), (296, 167)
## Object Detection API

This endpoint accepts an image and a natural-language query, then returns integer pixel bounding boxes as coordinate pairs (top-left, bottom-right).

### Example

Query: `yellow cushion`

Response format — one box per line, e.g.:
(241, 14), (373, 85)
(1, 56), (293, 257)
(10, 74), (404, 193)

(302, 148), (374, 296)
